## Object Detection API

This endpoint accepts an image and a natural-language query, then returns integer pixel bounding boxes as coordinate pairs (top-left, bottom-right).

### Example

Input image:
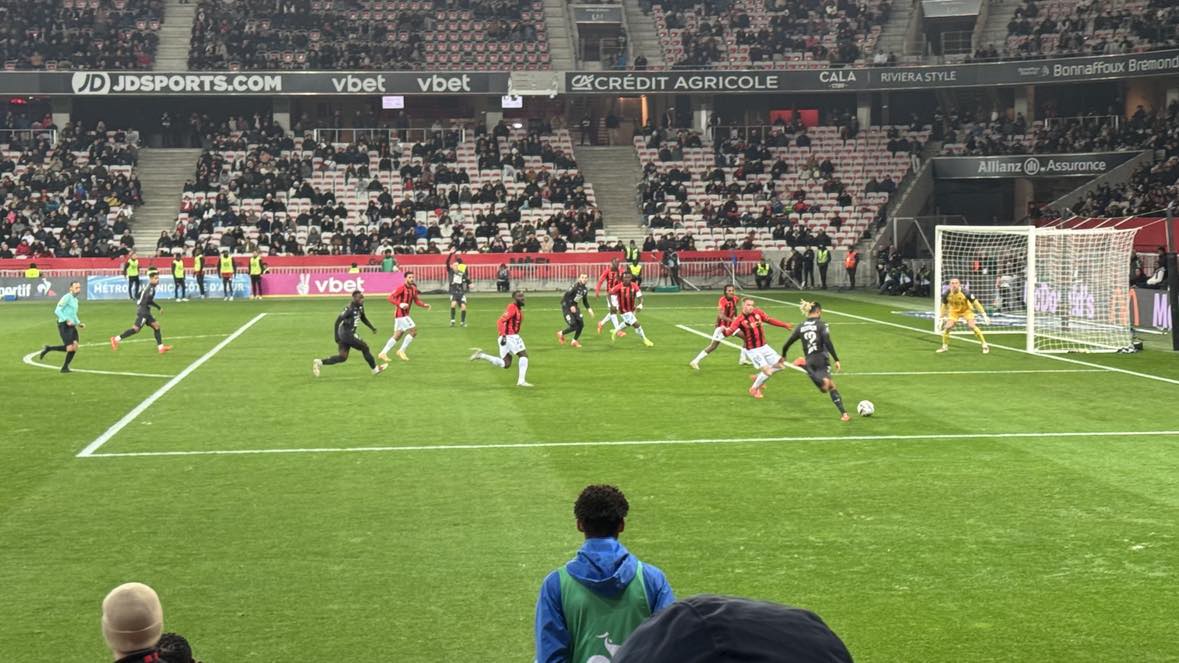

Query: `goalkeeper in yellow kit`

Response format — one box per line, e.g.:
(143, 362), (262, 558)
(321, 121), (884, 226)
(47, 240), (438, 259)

(937, 278), (990, 354)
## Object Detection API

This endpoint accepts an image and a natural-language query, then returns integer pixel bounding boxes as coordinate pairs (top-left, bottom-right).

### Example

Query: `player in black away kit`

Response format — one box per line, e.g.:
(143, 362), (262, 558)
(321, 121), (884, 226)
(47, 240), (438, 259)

(782, 300), (849, 421)
(557, 273), (595, 348)
(313, 290), (388, 376)
(110, 270), (173, 354)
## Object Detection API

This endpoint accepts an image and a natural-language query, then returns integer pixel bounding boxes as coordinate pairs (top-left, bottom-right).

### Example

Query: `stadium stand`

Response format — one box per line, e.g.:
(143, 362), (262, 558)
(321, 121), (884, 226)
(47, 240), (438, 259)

(636, 118), (924, 251)
(0, 122), (143, 258)
(0, 0), (162, 70)
(176, 119), (604, 256)
(187, 0), (550, 70)
(939, 111), (1162, 156)
(645, 0), (891, 69)
(996, 0), (1179, 59)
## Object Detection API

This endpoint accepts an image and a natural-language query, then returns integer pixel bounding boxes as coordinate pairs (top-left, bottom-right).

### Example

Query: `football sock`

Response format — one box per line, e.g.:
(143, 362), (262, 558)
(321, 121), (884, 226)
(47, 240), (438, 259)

(323, 355), (345, 365)
(610, 314), (621, 331)
(829, 389), (846, 414)
(572, 320), (584, 340)
(636, 327), (647, 339)
(450, 308), (456, 321)
(517, 356), (529, 383)
(461, 310), (467, 324)
(941, 328), (950, 346)
(63, 351), (76, 369)
(478, 353), (506, 368)
(753, 372), (772, 389)
(692, 349), (709, 364)
(380, 336), (398, 355)
(118, 328), (137, 340)
(599, 312), (611, 326)
(973, 328), (987, 343)
(399, 335), (414, 352)
(46, 344), (67, 353)
(153, 328), (163, 345)
(360, 347), (377, 369)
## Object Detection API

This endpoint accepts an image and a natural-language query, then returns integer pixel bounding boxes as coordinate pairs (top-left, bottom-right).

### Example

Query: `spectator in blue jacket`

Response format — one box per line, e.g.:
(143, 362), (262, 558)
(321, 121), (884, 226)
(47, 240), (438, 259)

(535, 484), (675, 663)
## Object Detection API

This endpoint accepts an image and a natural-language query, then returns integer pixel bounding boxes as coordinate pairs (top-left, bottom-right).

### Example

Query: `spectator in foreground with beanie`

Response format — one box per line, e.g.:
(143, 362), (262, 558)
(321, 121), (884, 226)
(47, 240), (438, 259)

(612, 595), (853, 663)
(102, 582), (164, 662)
(535, 484), (675, 663)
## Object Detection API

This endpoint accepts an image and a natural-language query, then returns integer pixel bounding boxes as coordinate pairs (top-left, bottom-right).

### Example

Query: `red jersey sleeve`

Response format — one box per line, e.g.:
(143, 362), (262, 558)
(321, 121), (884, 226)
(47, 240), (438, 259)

(724, 314), (744, 335)
(497, 304), (519, 335)
(388, 287), (403, 305)
(608, 282), (622, 296)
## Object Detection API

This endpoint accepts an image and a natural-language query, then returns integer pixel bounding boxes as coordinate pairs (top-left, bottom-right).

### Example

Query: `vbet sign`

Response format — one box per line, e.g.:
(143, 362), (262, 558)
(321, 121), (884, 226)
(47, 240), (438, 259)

(262, 271), (406, 296)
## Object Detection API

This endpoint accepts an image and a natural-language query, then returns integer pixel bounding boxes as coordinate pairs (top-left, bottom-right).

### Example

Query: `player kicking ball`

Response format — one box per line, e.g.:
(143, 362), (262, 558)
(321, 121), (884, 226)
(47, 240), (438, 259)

(783, 300), (850, 421)
(313, 290), (388, 377)
(469, 290), (532, 387)
(608, 272), (654, 346)
(724, 298), (793, 398)
(110, 270), (172, 354)
(690, 284), (751, 369)
(379, 271), (431, 362)
(937, 278), (990, 354)
(557, 274), (594, 348)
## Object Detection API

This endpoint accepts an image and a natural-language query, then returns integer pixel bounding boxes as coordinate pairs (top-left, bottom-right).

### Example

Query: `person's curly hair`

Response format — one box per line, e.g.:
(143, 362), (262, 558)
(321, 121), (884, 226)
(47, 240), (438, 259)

(158, 632), (199, 663)
(574, 485), (629, 538)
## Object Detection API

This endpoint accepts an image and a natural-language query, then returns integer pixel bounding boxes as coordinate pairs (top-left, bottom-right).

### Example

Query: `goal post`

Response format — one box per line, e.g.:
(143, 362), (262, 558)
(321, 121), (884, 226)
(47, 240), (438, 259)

(934, 225), (1138, 354)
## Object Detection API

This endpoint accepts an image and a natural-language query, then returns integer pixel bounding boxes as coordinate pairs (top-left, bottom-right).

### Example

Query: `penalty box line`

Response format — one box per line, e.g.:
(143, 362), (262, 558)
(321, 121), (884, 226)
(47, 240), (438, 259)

(75, 313), (268, 458)
(749, 295), (1179, 387)
(79, 429), (1179, 459)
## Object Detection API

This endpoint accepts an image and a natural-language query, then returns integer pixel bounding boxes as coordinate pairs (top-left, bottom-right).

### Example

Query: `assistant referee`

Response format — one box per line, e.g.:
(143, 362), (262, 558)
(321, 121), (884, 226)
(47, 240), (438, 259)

(39, 281), (84, 373)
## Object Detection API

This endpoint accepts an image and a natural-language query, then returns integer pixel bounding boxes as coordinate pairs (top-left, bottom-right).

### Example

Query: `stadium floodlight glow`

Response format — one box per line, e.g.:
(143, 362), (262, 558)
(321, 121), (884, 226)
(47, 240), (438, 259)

(934, 226), (1138, 353)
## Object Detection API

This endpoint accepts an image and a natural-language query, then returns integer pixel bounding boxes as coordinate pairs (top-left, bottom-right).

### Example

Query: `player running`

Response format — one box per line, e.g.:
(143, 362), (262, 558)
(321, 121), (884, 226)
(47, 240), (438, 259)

(783, 300), (850, 421)
(689, 284), (751, 369)
(595, 258), (625, 336)
(445, 251), (470, 327)
(313, 290), (388, 377)
(608, 272), (654, 346)
(110, 270), (172, 354)
(379, 271), (431, 362)
(724, 298), (793, 399)
(938, 277), (990, 354)
(39, 281), (84, 373)
(557, 273), (595, 348)
(469, 290), (532, 387)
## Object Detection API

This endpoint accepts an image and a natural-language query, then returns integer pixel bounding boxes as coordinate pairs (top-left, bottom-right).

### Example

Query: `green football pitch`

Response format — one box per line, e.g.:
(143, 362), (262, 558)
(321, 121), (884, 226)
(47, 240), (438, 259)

(2, 289), (1178, 662)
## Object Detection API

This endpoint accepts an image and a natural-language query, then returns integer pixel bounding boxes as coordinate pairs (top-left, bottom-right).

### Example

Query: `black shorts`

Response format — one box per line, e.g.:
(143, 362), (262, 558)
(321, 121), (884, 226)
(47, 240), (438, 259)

(450, 289), (467, 304)
(562, 304), (583, 324)
(804, 356), (831, 389)
(58, 321), (78, 345)
(135, 312), (157, 328)
(337, 334), (369, 353)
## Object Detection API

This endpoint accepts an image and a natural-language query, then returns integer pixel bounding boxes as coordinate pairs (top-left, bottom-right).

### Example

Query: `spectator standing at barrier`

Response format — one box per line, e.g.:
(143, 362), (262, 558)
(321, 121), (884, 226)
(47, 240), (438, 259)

(845, 249), (860, 289)
(249, 250), (266, 300)
(662, 248), (680, 287)
(579, 113), (593, 146)
(606, 112), (621, 146)
(123, 250), (141, 301)
(219, 250), (235, 300)
(803, 246), (816, 289)
(193, 251), (207, 299)
(381, 250), (398, 273)
(171, 253), (188, 302)
(496, 263), (510, 292)
(535, 485), (675, 663)
(754, 258), (772, 290)
(817, 246), (831, 289)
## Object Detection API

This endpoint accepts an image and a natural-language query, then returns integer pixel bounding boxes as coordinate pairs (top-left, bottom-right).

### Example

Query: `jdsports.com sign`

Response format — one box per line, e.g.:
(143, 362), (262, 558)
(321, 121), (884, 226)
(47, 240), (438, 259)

(59, 71), (510, 95)
(72, 72), (283, 95)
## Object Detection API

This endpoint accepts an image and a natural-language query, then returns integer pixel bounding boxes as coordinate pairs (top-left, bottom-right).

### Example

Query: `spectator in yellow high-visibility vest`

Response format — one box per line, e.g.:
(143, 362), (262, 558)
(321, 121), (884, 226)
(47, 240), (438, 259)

(248, 250), (266, 300)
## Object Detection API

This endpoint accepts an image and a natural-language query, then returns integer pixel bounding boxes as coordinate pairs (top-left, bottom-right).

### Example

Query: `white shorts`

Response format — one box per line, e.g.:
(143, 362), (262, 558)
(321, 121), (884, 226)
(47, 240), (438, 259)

(747, 345), (782, 370)
(609, 295), (620, 309)
(499, 334), (526, 357)
(394, 316), (416, 333)
(620, 311), (638, 326)
(711, 326), (727, 342)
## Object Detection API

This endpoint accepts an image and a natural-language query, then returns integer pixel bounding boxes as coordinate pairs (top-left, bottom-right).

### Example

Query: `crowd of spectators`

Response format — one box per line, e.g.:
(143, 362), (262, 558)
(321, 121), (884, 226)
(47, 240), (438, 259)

(173, 117), (603, 256)
(188, 0), (547, 70)
(0, 0), (162, 69)
(0, 121), (142, 259)
(649, 0), (892, 69)
(982, 0), (1179, 61)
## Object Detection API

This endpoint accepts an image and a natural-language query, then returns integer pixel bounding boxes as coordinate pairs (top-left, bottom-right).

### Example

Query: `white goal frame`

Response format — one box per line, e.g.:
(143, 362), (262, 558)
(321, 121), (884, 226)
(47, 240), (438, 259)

(934, 225), (1137, 354)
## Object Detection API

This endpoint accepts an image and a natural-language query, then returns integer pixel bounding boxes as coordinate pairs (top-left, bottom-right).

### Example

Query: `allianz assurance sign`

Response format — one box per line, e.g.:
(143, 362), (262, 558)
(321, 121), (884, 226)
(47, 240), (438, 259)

(931, 152), (1143, 179)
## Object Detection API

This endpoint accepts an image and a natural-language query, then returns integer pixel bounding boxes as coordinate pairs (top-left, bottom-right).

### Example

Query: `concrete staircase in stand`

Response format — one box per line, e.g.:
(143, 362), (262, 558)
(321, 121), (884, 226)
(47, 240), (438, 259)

(133, 148), (201, 247)
(541, 0), (576, 70)
(877, 0), (919, 57)
(976, 0), (1019, 54)
(154, 0), (196, 71)
(621, 0), (666, 68)
(575, 146), (649, 244)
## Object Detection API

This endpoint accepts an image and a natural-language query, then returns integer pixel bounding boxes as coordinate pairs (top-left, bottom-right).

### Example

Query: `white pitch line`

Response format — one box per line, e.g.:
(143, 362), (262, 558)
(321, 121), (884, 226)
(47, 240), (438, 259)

(674, 323), (807, 375)
(76, 313), (268, 458)
(21, 351), (174, 379)
(81, 429), (1179, 459)
(749, 295), (1179, 387)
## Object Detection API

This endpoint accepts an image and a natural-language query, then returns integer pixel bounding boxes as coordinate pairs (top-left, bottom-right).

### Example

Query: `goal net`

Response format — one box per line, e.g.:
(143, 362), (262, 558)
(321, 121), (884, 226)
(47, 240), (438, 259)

(934, 226), (1137, 353)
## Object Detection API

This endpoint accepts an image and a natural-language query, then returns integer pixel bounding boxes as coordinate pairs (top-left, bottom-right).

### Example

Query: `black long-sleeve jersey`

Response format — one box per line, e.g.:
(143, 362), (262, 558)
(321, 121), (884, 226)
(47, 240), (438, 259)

(782, 317), (839, 361)
(561, 281), (590, 310)
(335, 301), (375, 339)
(136, 283), (161, 316)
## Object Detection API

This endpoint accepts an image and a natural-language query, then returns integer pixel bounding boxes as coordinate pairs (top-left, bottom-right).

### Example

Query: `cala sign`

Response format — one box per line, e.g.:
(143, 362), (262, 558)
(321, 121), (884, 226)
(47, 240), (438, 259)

(263, 271), (405, 297)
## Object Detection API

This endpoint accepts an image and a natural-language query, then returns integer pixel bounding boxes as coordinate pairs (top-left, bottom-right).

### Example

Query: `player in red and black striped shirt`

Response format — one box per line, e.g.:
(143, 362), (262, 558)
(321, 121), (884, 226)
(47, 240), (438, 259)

(608, 272), (654, 346)
(688, 284), (751, 369)
(469, 290), (532, 387)
(595, 258), (626, 335)
(725, 298), (793, 399)
(379, 272), (431, 362)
